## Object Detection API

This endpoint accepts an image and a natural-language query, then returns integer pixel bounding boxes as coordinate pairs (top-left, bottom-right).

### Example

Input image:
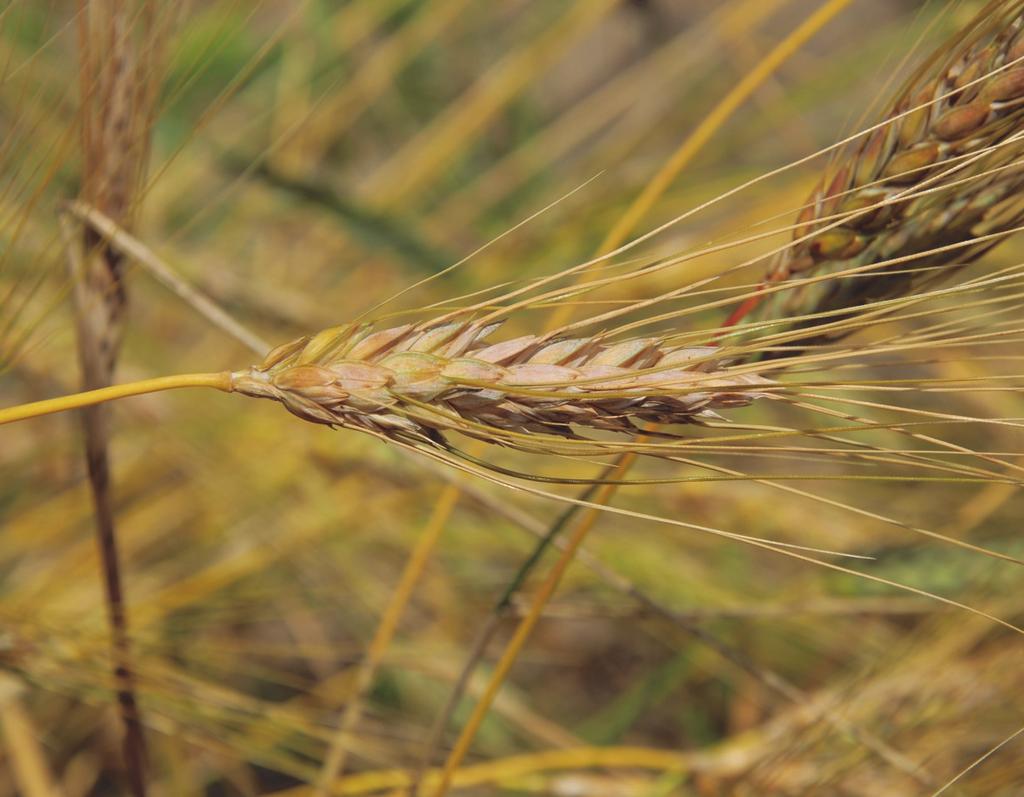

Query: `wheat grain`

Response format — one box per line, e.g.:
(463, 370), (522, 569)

(230, 320), (769, 451)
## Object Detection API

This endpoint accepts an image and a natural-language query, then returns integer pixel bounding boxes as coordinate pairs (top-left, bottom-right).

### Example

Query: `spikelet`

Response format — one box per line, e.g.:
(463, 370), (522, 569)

(231, 320), (770, 450)
(748, 0), (1024, 344)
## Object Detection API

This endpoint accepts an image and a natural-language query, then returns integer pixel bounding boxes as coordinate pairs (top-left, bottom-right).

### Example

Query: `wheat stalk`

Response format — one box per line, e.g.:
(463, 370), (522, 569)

(0, 317), (771, 464)
(70, 4), (168, 794)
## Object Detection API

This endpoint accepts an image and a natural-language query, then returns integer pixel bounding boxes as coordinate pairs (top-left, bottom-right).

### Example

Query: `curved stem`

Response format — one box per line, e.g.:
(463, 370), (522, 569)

(0, 372), (233, 426)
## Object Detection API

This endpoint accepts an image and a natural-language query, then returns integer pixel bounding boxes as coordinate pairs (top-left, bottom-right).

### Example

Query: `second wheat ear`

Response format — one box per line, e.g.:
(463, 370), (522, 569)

(740, 0), (1024, 343)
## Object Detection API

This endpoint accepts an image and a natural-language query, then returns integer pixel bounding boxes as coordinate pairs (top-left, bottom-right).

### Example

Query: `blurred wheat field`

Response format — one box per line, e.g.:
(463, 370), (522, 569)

(3, 1), (1024, 795)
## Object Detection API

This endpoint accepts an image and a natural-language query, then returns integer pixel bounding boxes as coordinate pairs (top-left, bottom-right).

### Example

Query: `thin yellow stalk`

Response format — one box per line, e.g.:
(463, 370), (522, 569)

(0, 675), (64, 797)
(314, 484), (461, 794)
(0, 372), (231, 427)
(928, 723), (1024, 797)
(429, 466), (632, 797)
(278, 743), (726, 797)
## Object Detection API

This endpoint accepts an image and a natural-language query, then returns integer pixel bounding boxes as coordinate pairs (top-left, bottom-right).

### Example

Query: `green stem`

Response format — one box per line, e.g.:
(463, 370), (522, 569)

(0, 372), (233, 426)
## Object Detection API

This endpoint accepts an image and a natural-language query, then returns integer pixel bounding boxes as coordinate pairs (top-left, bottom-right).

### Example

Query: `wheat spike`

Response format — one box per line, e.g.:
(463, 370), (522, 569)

(231, 320), (769, 450)
(746, 0), (1024, 341)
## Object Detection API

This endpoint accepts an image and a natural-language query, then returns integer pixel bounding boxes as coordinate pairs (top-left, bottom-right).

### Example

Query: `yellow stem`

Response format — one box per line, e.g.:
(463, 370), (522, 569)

(430, 461), (634, 797)
(601, 0), (852, 255)
(0, 372), (233, 427)
(314, 484), (461, 794)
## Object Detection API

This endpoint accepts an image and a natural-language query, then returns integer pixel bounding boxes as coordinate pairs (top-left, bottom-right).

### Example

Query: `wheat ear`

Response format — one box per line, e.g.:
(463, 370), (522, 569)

(740, 0), (1024, 341)
(0, 320), (768, 442)
(0, 319), (768, 439)
(230, 319), (770, 452)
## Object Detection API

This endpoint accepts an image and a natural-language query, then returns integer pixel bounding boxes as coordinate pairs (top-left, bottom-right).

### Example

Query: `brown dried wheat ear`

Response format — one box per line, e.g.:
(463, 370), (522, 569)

(231, 320), (769, 452)
(744, 0), (1024, 344)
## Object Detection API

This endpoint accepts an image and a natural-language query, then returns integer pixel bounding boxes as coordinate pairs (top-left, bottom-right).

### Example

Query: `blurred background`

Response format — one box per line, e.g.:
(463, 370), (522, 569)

(2, 1), (1024, 795)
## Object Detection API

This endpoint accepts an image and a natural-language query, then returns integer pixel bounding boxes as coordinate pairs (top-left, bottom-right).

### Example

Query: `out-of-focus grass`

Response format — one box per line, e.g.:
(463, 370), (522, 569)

(2, 1), (1024, 795)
